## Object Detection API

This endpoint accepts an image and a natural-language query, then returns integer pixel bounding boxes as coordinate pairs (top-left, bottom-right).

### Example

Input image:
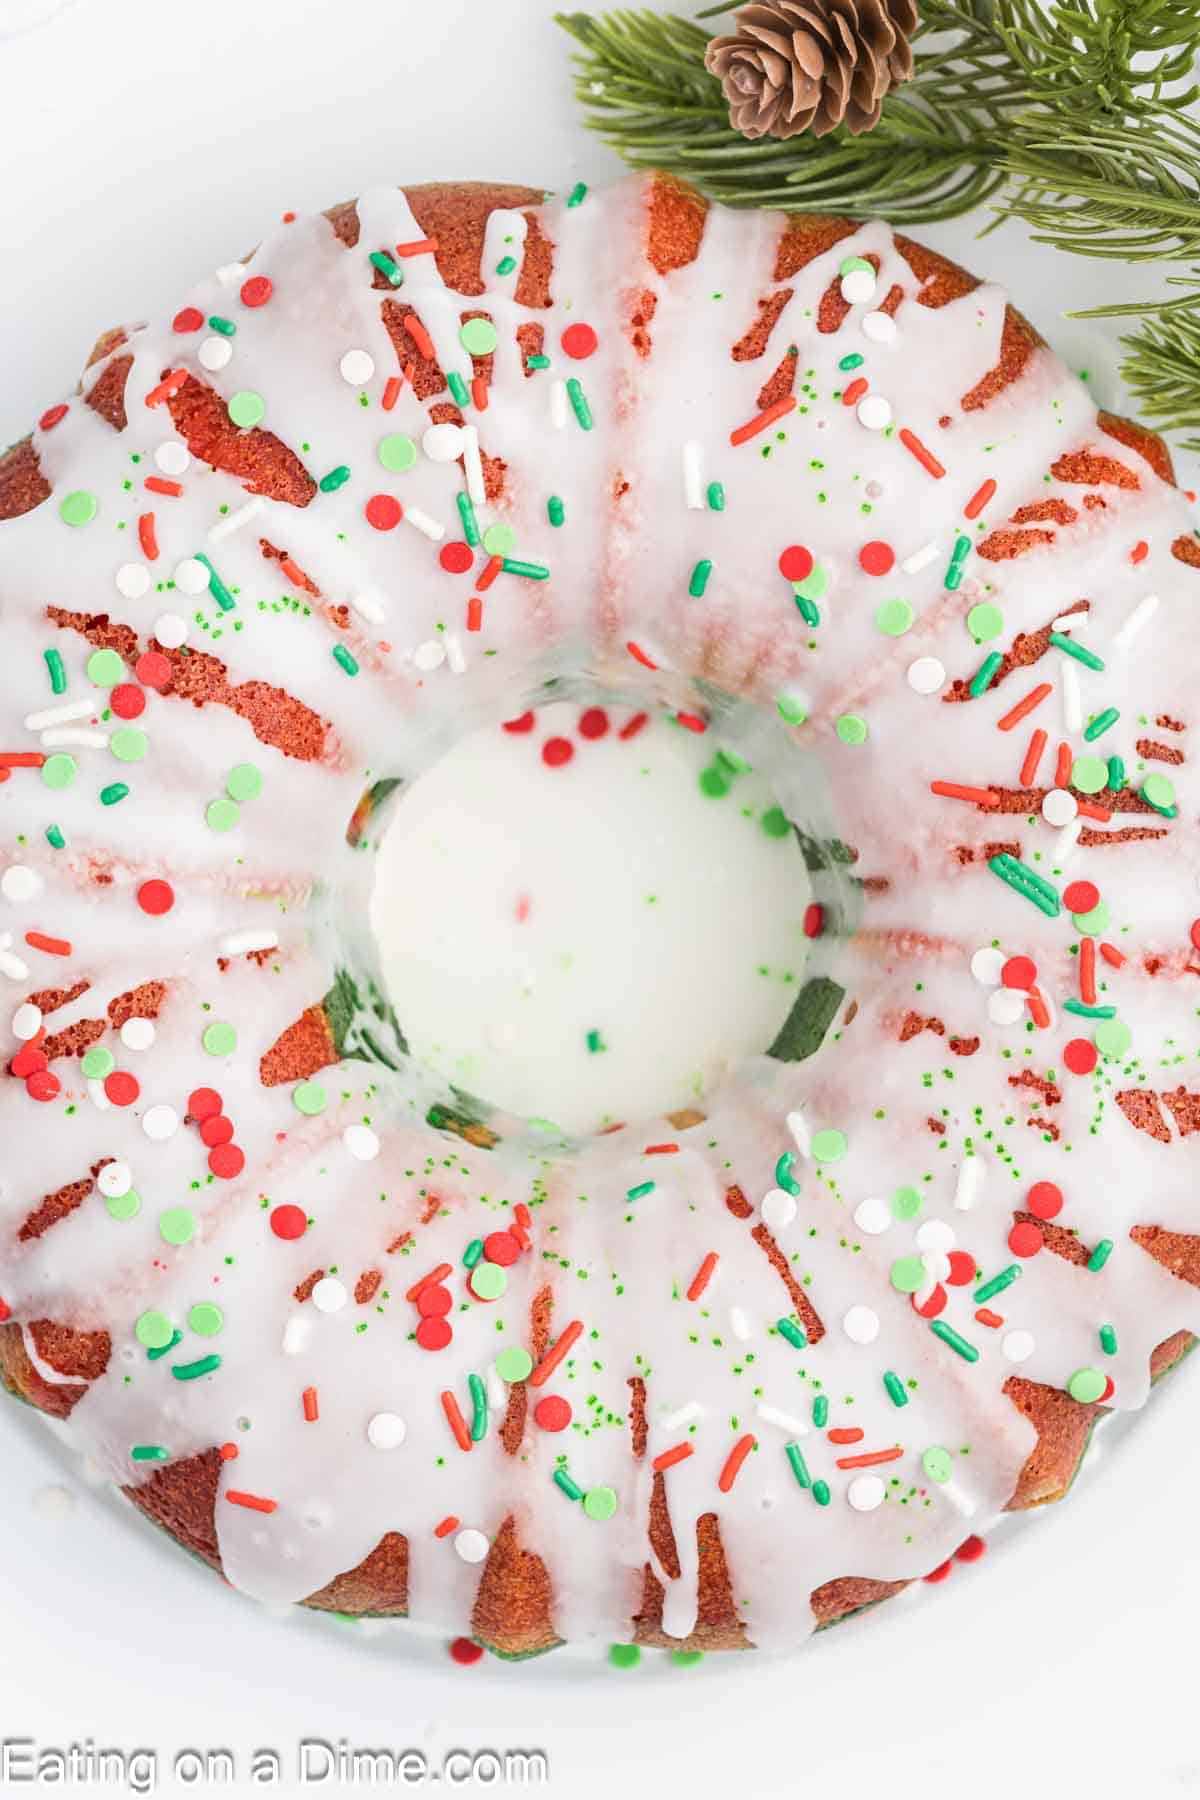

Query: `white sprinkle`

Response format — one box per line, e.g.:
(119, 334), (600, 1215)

(454, 1528), (489, 1565)
(0, 937), (30, 980)
(901, 541), (940, 575)
(970, 946), (1006, 986)
(862, 310), (897, 344)
(785, 1110), (811, 1157)
(350, 590), (387, 624)
(88, 1079), (110, 1112)
(987, 987), (1026, 1026)
(214, 261), (245, 286)
(461, 424), (486, 506)
(940, 1478), (978, 1518)
(1, 864), (40, 903)
(1060, 659), (1082, 734)
(840, 268), (877, 305)
(421, 421), (466, 462)
(208, 497), (264, 543)
(842, 1305), (879, 1345)
(40, 728), (107, 750)
(922, 1249), (952, 1285)
(551, 379), (568, 431)
(142, 1104), (179, 1142)
(682, 442), (704, 510)
(198, 335), (233, 372)
(97, 1161), (132, 1199)
(154, 613), (188, 649)
(340, 348), (375, 386)
(445, 634), (467, 674)
(343, 1124), (380, 1162)
(1051, 611), (1082, 633)
(857, 394), (892, 432)
(1041, 787), (1078, 826)
(120, 1018), (155, 1051)
(907, 656), (945, 695)
(755, 1401), (808, 1437)
(173, 557), (210, 596)
(154, 439), (190, 476)
(367, 1412), (406, 1450)
(1053, 815), (1084, 865)
(115, 562), (150, 599)
(1002, 1329), (1035, 1364)
(760, 1187), (797, 1231)
(660, 1400), (706, 1433)
(312, 1277), (348, 1314)
(24, 699), (96, 731)
(847, 1474), (886, 1512)
(853, 1196), (892, 1235)
(402, 505), (446, 542)
(12, 1001), (42, 1040)
(729, 1306), (753, 1342)
(1111, 591), (1159, 652)
(217, 928), (279, 956)
(486, 1365), (507, 1409)
(953, 1156), (986, 1213)
(916, 1219), (956, 1253)
(412, 640), (446, 672)
(282, 1313), (314, 1356)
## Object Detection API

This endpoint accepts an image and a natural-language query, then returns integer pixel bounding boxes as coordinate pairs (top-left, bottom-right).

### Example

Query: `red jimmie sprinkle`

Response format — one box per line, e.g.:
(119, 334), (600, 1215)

(25, 932), (71, 956)
(897, 428), (946, 480)
(434, 1516), (459, 1539)
(730, 395), (796, 445)
(687, 1252), (719, 1302)
(619, 712), (649, 741)
(828, 1427), (864, 1445)
(226, 1490), (277, 1514)
(652, 1442), (695, 1473)
(38, 404), (68, 432)
(718, 1433), (756, 1493)
(476, 555), (503, 592)
(528, 1319), (584, 1388)
(144, 476), (182, 498)
(301, 1386), (319, 1423)
(502, 711), (534, 734)
(841, 376), (869, 406)
(395, 237), (439, 258)
(998, 683), (1051, 732)
(0, 752), (46, 768)
(963, 477), (997, 520)
(835, 1446), (905, 1471)
(381, 375), (402, 412)
(144, 369), (188, 409)
(466, 597), (482, 633)
(644, 1142), (679, 1155)
(471, 375), (489, 411)
(675, 712), (707, 734)
(240, 275), (273, 308)
(975, 1308), (1004, 1329)
(441, 1390), (472, 1453)
(173, 307), (204, 333)
(405, 313), (437, 361)
(1130, 540), (1149, 564)
(137, 512), (159, 561)
(406, 1263), (453, 1302)
(1020, 728), (1047, 786)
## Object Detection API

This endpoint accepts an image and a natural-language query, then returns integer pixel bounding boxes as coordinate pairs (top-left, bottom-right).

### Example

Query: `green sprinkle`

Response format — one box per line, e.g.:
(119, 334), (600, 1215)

(811, 1127), (847, 1163)
(110, 728), (147, 764)
(495, 1346), (533, 1384)
(838, 352), (865, 371)
(1083, 707), (1120, 741)
(974, 1265), (1021, 1304)
(836, 713), (867, 746)
(566, 376), (593, 430)
(775, 1150), (801, 1194)
(671, 1650), (705, 1667)
(188, 1303), (224, 1337)
(42, 753), (76, 791)
(43, 648), (66, 694)
(130, 1446), (170, 1462)
(776, 692), (807, 725)
(812, 1394), (829, 1429)
(368, 251), (403, 287)
(609, 1644), (641, 1669)
(333, 644), (359, 677)
(969, 651), (1003, 698)
(319, 465), (352, 493)
(147, 1329), (182, 1362)
(876, 598), (913, 636)
(950, 532), (972, 566)
(87, 648), (125, 688)
(228, 390), (265, 429)
(967, 602), (1004, 643)
(586, 1028), (606, 1054)
(59, 490), (98, 527)
(206, 797), (240, 833)
(207, 314), (236, 335)
(495, 255), (517, 276)
(1087, 1238), (1114, 1272)
(172, 1353), (222, 1382)
(45, 824), (65, 849)
(1141, 772), (1176, 815)
(706, 481), (725, 511)
(202, 1020), (237, 1056)
(626, 1180), (655, 1201)
(472, 1261), (506, 1300)
(987, 852), (1061, 918)
(1094, 1018), (1132, 1060)
(566, 182), (588, 207)
(1068, 1367), (1105, 1404)
(777, 1316), (808, 1350)
(554, 1468), (584, 1502)
(761, 806), (790, 838)
(1105, 755), (1126, 791)
(525, 354), (551, 371)
(883, 1371), (908, 1408)
(929, 1319), (980, 1363)
(689, 558), (713, 598)
(812, 1480), (831, 1507)
(456, 492), (480, 544)
(547, 494), (565, 527)
(135, 1309), (174, 1350)
(226, 763), (263, 803)
(460, 317), (498, 357)
(293, 1081), (327, 1116)
(100, 782), (130, 807)
(795, 593), (821, 627)
(1099, 1323), (1118, 1356)
(447, 370), (470, 407)
(501, 557), (550, 580)
(469, 1372), (489, 1442)
(786, 1442), (812, 1488)
(699, 763), (730, 797)
(158, 1207), (196, 1246)
(1063, 998), (1116, 1019)
(195, 552), (236, 612)
(583, 1486), (618, 1521)
(1049, 630), (1104, 671)
(463, 1238), (484, 1270)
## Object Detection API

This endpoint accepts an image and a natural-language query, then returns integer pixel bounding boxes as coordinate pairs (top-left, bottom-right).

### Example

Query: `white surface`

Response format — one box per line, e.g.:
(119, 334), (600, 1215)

(2, 2), (1199, 1795)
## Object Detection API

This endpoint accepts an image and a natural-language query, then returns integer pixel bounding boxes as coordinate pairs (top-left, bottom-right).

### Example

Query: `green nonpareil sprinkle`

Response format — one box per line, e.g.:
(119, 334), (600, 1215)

(987, 852), (1061, 918)
(812, 1394), (829, 1429)
(1088, 1238), (1114, 1272)
(838, 352), (865, 371)
(1049, 629), (1105, 671)
(463, 1238), (484, 1269)
(785, 1442), (811, 1488)
(1107, 754), (1127, 790)
(171, 1353), (222, 1381)
(929, 1319), (980, 1363)
(369, 251), (403, 287)
(969, 651), (1004, 698)
(447, 370), (470, 407)
(43, 647), (66, 694)
(501, 557), (551, 581)
(974, 1264), (1021, 1304)
(777, 1316), (807, 1350)
(1083, 706), (1120, 741)
(795, 593), (820, 627)
(1100, 1322), (1118, 1355)
(547, 494), (565, 527)
(626, 1180), (655, 1201)
(554, 1467), (584, 1501)
(525, 354), (551, 371)
(566, 376), (593, 430)
(456, 491), (480, 545)
(100, 782), (130, 807)
(207, 315), (236, 336)
(319, 465), (352, 493)
(495, 255), (517, 275)
(706, 481), (725, 511)
(566, 181), (588, 207)
(883, 1370), (908, 1408)
(468, 1373), (489, 1442)
(332, 644), (359, 677)
(689, 558), (713, 597)
(130, 1445), (170, 1462)
(1063, 998), (1116, 1019)
(45, 824), (65, 849)
(812, 1480), (831, 1507)
(195, 551), (236, 612)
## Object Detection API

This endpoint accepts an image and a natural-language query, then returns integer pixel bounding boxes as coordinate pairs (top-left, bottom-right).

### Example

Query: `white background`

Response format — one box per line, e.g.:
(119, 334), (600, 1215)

(3, 3), (1200, 1796)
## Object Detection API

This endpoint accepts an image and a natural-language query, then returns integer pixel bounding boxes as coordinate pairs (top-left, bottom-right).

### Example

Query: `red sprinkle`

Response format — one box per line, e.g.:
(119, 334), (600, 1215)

(441, 1389), (472, 1452)
(1009, 1220), (1044, 1258)
(104, 1071), (140, 1107)
(110, 684), (146, 720)
(135, 651), (172, 690)
(395, 237), (439, 258)
(828, 1427), (864, 1445)
(841, 376), (869, 406)
(209, 1143), (245, 1180)
(1055, 742), (1073, 788)
(405, 313), (437, 361)
(144, 476), (182, 498)
(475, 556), (504, 595)
(912, 1284), (947, 1320)
(483, 1231), (521, 1267)
(1001, 954), (1037, 990)
(675, 712), (707, 734)
(0, 752), (45, 769)
(561, 322), (599, 359)
(955, 1534), (986, 1563)
(1099, 942), (1125, 969)
(1080, 937), (1097, 1005)
(406, 1263), (453, 1302)
(1064, 1038), (1098, 1076)
(998, 683), (1052, 732)
(219, 1443), (239, 1460)
(434, 1516), (459, 1539)
(26, 1070), (60, 1103)
(542, 737), (574, 768)
(365, 494), (403, 531)
(625, 640), (658, 670)
(946, 1250), (976, 1287)
(858, 541), (895, 577)
(644, 1142), (679, 1156)
(439, 540), (474, 574)
(172, 307), (204, 333)
(897, 428), (947, 479)
(301, 1386), (319, 1422)
(137, 512), (159, 561)
(778, 544), (814, 582)
(450, 1637), (484, 1666)
(471, 376), (489, 411)
(466, 596), (483, 633)
(652, 1442), (694, 1473)
(417, 1317), (454, 1353)
(730, 395), (796, 446)
(1026, 1181), (1063, 1220)
(528, 1320), (583, 1388)
(835, 1446), (904, 1470)
(686, 1252), (719, 1302)
(925, 1560), (954, 1584)
(578, 707), (609, 740)
(188, 1087), (223, 1121)
(1019, 728), (1047, 787)
(144, 369), (188, 409)
(240, 275), (273, 308)
(38, 404), (68, 432)
(25, 932), (71, 956)
(269, 1203), (308, 1241)
(502, 711), (535, 734)
(417, 1283), (453, 1319)
(200, 1115), (234, 1148)
(1063, 880), (1100, 914)
(381, 375), (402, 412)
(975, 1308), (1004, 1329)
(930, 781), (997, 807)
(963, 478), (996, 520)
(717, 1433), (756, 1493)
(534, 1395), (572, 1433)
(1130, 540), (1149, 565)
(137, 878), (174, 916)
(619, 712), (649, 741)
(803, 902), (824, 938)
(226, 1490), (277, 1515)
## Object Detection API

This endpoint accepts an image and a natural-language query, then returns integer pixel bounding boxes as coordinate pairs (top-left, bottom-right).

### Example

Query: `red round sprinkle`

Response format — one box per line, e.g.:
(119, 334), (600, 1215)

(502, 711), (535, 733)
(955, 1534), (986, 1563)
(365, 494), (403, 531)
(240, 275), (273, 308)
(578, 707), (609, 740)
(200, 1114), (235, 1148)
(542, 737), (574, 768)
(173, 306), (204, 333)
(1026, 1181), (1063, 1221)
(911, 1283), (947, 1319)
(778, 545), (814, 582)
(188, 1086), (223, 1122)
(26, 1070), (60, 1103)
(533, 1395), (572, 1432)
(561, 322), (598, 360)
(38, 404), (68, 432)
(946, 1249), (976, 1288)
(135, 651), (172, 691)
(1000, 955), (1037, 990)
(924, 1560), (953, 1584)
(209, 1143), (245, 1179)
(111, 683), (146, 720)
(859, 540), (895, 577)
(1190, 919), (1200, 954)
(483, 1230), (521, 1268)
(417, 1283), (453, 1319)
(1064, 1038), (1098, 1076)
(439, 540), (474, 574)
(450, 1636), (484, 1665)
(12, 1045), (48, 1078)
(1063, 880), (1099, 914)
(137, 878), (174, 916)
(1099, 1376), (1115, 1403)
(269, 1203), (308, 1241)
(104, 1071), (140, 1107)
(803, 903), (824, 939)
(415, 1315), (453, 1352)
(1009, 1220), (1044, 1257)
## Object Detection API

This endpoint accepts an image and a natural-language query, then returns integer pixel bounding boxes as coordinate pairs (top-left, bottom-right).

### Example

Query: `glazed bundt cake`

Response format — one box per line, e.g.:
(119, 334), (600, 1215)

(3, 173), (1200, 1659)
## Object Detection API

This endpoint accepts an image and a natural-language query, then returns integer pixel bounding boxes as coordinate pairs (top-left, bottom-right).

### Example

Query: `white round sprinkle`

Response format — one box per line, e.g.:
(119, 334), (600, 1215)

(922, 1249), (953, 1285)
(340, 348), (375, 386)
(120, 1017), (155, 1051)
(454, 1528), (489, 1565)
(173, 557), (210, 597)
(154, 612), (188, 650)
(154, 439), (190, 476)
(422, 421), (467, 463)
(214, 261), (244, 286)
(11, 1001), (42, 1041)
(198, 335), (233, 372)
(853, 1196), (892, 1236)
(88, 1078), (110, 1112)
(412, 640), (446, 672)
(142, 1105), (179, 1142)
(970, 946), (1006, 986)
(311, 1277), (348, 1314)
(367, 1412), (406, 1450)
(840, 268), (877, 305)
(987, 987), (1026, 1026)
(862, 310), (897, 344)
(857, 394), (893, 432)
(1, 864), (40, 903)
(97, 1161), (133, 1199)
(847, 1474), (886, 1512)
(907, 656), (946, 696)
(343, 1124), (380, 1162)
(351, 590), (387, 625)
(115, 562), (150, 600)
(1041, 787), (1078, 826)
(760, 1187), (797, 1231)
(842, 1305), (880, 1345)
(1002, 1330), (1036, 1364)
(916, 1219), (956, 1253)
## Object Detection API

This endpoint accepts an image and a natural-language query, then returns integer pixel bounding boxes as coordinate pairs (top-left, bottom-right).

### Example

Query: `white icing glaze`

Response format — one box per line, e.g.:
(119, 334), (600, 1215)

(2, 175), (1200, 1656)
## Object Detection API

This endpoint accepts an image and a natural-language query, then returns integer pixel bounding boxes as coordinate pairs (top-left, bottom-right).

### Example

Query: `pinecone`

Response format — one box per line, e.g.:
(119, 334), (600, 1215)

(705, 0), (920, 141)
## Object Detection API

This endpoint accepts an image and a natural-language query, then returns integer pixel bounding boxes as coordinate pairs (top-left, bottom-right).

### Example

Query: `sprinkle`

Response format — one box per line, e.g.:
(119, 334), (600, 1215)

(455, 491), (480, 545)
(144, 476), (182, 498)
(626, 1180), (655, 1201)
(369, 251), (403, 287)
(1100, 1323), (1118, 1355)
(441, 1390), (473, 1453)
(730, 395), (795, 446)
(652, 1442), (694, 1473)
(469, 1372), (489, 1442)
(969, 652), (1003, 698)
(1110, 592), (1159, 651)
(841, 376), (868, 406)
(786, 1443), (812, 1487)
(332, 644), (359, 677)
(566, 376), (593, 430)
(554, 1468), (584, 1502)
(812, 1480), (831, 1507)
(974, 1265), (1021, 1304)
(689, 558), (713, 598)
(1084, 706), (1120, 741)
(566, 181), (588, 206)
(929, 1319), (980, 1362)
(192, 551), (236, 612)
(25, 931), (71, 956)
(930, 781), (997, 807)
(897, 428), (946, 480)
(964, 477), (996, 519)
(144, 368), (189, 409)
(1088, 1238), (1114, 1272)
(626, 640), (657, 670)
(1018, 728), (1048, 787)
(998, 684), (1051, 732)
(547, 494), (565, 527)
(1050, 630), (1105, 672)
(226, 1490), (276, 1514)
(172, 1354), (222, 1382)
(528, 1319), (583, 1387)
(988, 853), (1061, 918)
(301, 1387), (319, 1423)
(706, 481), (725, 512)
(137, 513), (159, 560)
(717, 1433), (756, 1493)
(836, 1445), (904, 1471)
(777, 1316), (807, 1350)
(686, 1252), (718, 1301)
(434, 1516), (459, 1539)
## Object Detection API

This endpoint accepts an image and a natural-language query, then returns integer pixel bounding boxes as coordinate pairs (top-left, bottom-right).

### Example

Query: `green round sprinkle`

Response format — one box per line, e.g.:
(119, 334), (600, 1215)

(159, 1208), (196, 1247)
(188, 1302), (224, 1337)
(1071, 900), (1111, 937)
(760, 805), (790, 838)
(87, 648), (125, 688)
(292, 1081), (327, 1116)
(890, 1254), (927, 1294)
(472, 1261), (507, 1300)
(811, 1128), (847, 1164)
(671, 1650), (705, 1667)
(794, 562), (830, 602)
(135, 1310), (174, 1350)
(60, 490), (98, 527)
(81, 1047), (115, 1079)
(922, 1446), (953, 1484)
(892, 1185), (921, 1220)
(608, 1644), (641, 1669)
(495, 1346), (533, 1384)
(1070, 754), (1108, 794)
(966, 602), (1004, 643)
(1142, 772), (1176, 810)
(482, 522), (517, 557)
(1094, 1018), (1132, 1060)
(228, 390), (265, 429)
(583, 1486), (618, 1521)
(876, 599), (914, 636)
(699, 764), (730, 798)
(836, 714), (868, 746)
(226, 763), (263, 802)
(460, 317), (499, 356)
(106, 1188), (141, 1222)
(202, 1021), (237, 1056)
(377, 433), (418, 473)
(206, 797), (240, 833)
(1068, 1367), (1106, 1404)
(776, 693), (808, 725)
(839, 256), (874, 276)
(110, 728), (147, 763)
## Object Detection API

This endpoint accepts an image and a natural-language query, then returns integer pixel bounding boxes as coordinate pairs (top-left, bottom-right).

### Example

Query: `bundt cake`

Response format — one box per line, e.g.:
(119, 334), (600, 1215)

(3, 173), (1200, 1659)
